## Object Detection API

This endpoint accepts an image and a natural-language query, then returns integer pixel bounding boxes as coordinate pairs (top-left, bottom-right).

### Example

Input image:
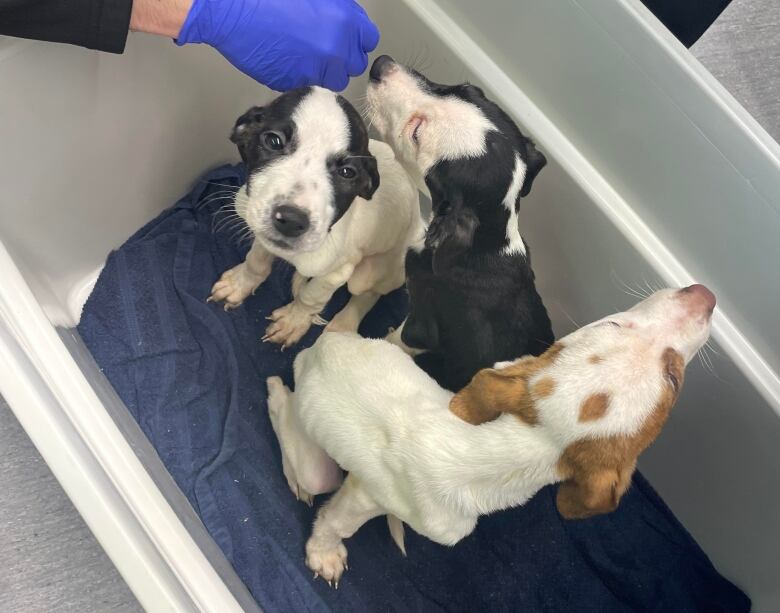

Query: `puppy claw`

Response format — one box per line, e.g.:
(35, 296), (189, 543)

(306, 539), (348, 586)
(314, 572), (319, 580)
(263, 303), (312, 348)
(311, 314), (329, 327)
(334, 580), (339, 590)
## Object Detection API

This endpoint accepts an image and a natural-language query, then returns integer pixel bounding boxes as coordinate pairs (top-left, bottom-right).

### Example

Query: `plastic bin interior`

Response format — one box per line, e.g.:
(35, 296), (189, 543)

(1, 0), (779, 611)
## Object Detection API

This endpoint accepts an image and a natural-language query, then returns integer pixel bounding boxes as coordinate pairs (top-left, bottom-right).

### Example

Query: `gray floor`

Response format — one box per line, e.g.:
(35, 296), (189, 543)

(0, 397), (141, 612)
(1, 2), (778, 611)
(693, 0), (780, 141)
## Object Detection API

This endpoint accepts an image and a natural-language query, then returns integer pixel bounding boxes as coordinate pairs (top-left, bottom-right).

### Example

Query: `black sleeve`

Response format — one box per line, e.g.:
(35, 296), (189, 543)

(640, 0), (732, 48)
(0, 0), (133, 53)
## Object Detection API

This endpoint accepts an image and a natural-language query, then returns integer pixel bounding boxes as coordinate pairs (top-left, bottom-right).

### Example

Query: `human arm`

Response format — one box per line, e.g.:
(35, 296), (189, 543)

(0, 0), (379, 90)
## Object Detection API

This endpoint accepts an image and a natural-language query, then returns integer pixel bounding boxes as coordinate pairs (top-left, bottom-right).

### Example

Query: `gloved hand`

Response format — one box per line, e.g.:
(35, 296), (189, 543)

(175, 0), (380, 91)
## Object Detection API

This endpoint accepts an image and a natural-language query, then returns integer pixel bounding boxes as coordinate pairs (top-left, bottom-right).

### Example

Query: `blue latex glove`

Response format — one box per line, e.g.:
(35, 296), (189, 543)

(175, 0), (379, 91)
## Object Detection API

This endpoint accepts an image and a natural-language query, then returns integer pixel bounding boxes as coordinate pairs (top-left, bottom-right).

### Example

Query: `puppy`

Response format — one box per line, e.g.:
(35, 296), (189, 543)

(365, 56), (554, 391)
(267, 284), (715, 585)
(209, 86), (422, 347)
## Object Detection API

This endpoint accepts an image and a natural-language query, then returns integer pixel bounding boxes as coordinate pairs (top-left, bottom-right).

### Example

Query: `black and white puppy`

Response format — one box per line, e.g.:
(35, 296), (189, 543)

(210, 86), (421, 347)
(366, 56), (554, 390)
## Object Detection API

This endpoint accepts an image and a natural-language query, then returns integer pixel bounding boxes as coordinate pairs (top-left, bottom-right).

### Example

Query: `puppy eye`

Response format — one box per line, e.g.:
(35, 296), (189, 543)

(337, 166), (357, 179)
(263, 131), (285, 151)
(666, 371), (680, 392)
(598, 321), (621, 328)
(412, 122), (422, 144)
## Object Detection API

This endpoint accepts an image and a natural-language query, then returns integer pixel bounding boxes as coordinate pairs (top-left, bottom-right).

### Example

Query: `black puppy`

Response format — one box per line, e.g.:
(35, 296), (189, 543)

(366, 56), (554, 391)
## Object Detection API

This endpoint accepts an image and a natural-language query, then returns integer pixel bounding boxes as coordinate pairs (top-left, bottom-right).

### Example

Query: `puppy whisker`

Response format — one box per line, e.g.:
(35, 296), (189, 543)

(199, 179), (243, 189)
(558, 304), (580, 329)
(640, 275), (664, 298)
(610, 270), (647, 300)
(197, 190), (240, 203)
(704, 338), (722, 357)
(213, 217), (247, 234)
(200, 195), (242, 209)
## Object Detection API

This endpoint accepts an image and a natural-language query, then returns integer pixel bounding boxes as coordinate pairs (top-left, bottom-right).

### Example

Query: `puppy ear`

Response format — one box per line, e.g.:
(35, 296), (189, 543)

(426, 202), (479, 275)
(230, 106), (265, 163)
(450, 368), (521, 425)
(449, 357), (538, 425)
(519, 140), (547, 197)
(556, 459), (635, 519)
(464, 83), (485, 98)
(449, 344), (563, 425)
(358, 155), (380, 200)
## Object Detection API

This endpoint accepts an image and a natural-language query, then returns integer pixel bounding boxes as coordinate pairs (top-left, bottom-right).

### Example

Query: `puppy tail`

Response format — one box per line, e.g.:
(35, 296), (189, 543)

(387, 514), (406, 556)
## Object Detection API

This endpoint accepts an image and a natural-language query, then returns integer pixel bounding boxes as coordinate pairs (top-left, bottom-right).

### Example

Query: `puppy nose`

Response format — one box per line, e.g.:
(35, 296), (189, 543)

(679, 284), (716, 313)
(272, 205), (310, 238)
(370, 55), (397, 82)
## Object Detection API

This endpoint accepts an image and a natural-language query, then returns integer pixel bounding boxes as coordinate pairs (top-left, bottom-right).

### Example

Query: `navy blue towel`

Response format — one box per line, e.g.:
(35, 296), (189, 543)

(79, 165), (750, 613)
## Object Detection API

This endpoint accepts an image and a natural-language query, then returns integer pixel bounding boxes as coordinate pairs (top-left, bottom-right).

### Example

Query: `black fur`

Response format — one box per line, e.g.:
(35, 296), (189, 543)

(400, 72), (554, 391)
(404, 248), (554, 392)
(230, 87), (379, 229)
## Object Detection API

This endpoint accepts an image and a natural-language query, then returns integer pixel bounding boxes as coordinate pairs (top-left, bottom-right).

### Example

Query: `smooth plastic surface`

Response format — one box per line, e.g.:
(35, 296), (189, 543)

(1, 0), (778, 610)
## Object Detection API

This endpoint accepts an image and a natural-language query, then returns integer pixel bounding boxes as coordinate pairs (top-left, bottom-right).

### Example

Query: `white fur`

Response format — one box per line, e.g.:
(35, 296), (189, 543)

(242, 88), (349, 252)
(365, 68), (496, 195)
(209, 89), (423, 347)
(501, 154), (527, 256)
(268, 288), (713, 583)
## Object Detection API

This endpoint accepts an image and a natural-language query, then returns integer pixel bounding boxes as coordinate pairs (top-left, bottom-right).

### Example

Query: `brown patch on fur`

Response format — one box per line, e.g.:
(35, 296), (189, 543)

(449, 343), (564, 426)
(532, 377), (556, 399)
(588, 355), (603, 364)
(578, 393), (610, 422)
(556, 347), (685, 519)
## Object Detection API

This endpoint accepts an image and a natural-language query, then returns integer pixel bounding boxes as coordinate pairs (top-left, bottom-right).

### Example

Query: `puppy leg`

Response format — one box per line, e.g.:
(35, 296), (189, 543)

(291, 272), (308, 299)
(266, 377), (342, 505)
(264, 262), (355, 348)
(325, 291), (380, 333)
(327, 248), (406, 334)
(209, 240), (274, 309)
(266, 377), (309, 503)
(385, 319), (427, 357)
(306, 474), (382, 587)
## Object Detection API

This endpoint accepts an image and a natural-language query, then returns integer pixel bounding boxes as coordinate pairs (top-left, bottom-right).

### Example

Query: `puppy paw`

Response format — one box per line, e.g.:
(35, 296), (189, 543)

(263, 302), (314, 348)
(306, 538), (348, 587)
(208, 263), (268, 309)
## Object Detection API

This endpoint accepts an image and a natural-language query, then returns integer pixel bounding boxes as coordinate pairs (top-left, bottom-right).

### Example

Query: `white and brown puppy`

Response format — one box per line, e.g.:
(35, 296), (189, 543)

(266, 284), (715, 585)
(209, 86), (422, 346)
